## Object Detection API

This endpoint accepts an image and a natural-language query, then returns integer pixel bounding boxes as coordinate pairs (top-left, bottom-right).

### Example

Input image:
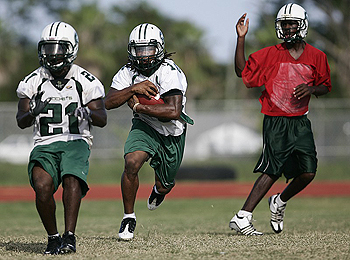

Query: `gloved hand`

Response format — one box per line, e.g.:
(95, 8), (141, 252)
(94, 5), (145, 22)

(71, 107), (92, 123)
(29, 91), (51, 117)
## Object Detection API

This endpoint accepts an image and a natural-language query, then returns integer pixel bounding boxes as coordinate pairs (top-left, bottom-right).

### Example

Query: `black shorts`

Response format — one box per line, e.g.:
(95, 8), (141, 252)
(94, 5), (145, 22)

(254, 115), (317, 180)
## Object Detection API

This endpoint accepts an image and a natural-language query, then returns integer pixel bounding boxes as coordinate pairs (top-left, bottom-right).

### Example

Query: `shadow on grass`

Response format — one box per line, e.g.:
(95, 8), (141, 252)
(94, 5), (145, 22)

(0, 241), (45, 254)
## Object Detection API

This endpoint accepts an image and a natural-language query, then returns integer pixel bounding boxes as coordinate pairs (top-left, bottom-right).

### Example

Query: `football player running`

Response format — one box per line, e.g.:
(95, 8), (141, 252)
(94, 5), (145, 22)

(16, 22), (107, 254)
(105, 23), (193, 240)
(229, 3), (331, 235)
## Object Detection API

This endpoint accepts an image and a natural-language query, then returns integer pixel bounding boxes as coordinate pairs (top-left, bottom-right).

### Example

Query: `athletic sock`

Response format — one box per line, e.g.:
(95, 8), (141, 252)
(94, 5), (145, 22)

(237, 210), (252, 218)
(123, 212), (136, 220)
(276, 194), (287, 206)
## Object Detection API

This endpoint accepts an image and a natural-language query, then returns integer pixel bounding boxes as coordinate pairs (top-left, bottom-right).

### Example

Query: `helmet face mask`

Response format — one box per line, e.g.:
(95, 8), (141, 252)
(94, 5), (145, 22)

(275, 3), (308, 43)
(38, 22), (79, 72)
(128, 23), (165, 73)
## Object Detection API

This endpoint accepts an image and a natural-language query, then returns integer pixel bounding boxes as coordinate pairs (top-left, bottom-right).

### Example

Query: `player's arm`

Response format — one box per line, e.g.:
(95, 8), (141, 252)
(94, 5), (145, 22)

(105, 80), (158, 110)
(293, 83), (329, 99)
(128, 90), (183, 121)
(235, 13), (249, 77)
(16, 98), (35, 129)
(87, 98), (107, 127)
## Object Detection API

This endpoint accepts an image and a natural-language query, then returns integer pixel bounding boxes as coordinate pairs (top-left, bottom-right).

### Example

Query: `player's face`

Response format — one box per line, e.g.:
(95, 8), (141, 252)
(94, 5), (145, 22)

(40, 43), (67, 67)
(135, 45), (156, 64)
(281, 20), (299, 38)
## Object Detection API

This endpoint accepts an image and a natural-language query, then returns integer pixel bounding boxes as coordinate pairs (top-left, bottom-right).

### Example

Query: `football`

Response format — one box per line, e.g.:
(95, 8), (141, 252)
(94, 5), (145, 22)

(136, 93), (164, 105)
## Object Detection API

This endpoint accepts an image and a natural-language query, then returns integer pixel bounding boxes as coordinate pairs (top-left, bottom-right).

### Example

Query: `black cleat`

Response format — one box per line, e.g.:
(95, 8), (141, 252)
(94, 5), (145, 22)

(44, 235), (62, 255)
(59, 231), (76, 254)
(118, 218), (136, 240)
(147, 186), (165, 210)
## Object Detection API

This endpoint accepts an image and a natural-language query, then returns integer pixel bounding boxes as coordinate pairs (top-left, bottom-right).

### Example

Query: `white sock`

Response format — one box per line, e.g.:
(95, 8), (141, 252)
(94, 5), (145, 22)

(276, 194), (286, 206)
(237, 210), (252, 218)
(123, 212), (136, 220)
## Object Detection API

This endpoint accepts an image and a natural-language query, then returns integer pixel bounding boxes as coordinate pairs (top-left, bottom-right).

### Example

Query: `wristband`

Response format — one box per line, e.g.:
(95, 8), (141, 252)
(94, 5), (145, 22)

(133, 103), (140, 112)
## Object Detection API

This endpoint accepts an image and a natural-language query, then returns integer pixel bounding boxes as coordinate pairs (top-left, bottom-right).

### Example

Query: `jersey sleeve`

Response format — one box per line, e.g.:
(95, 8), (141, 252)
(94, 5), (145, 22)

(314, 52), (332, 92)
(16, 70), (42, 99)
(76, 68), (105, 105)
(242, 51), (266, 88)
(159, 61), (187, 95)
(110, 66), (131, 90)
(83, 81), (105, 105)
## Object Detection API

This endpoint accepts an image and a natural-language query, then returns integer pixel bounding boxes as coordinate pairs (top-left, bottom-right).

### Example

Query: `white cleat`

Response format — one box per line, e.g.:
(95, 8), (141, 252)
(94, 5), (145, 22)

(268, 194), (287, 233)
(229, 214), (263, 236)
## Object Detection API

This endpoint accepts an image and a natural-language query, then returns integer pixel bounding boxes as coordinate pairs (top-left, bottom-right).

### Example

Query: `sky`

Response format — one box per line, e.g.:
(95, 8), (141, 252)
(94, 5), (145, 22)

(0, 0), (326, 64)
(98, 0), (262, 64)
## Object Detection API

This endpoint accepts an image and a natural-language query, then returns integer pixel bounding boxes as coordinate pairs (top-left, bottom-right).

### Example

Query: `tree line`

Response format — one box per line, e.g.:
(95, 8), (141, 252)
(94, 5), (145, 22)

(0, 0), (347, 101)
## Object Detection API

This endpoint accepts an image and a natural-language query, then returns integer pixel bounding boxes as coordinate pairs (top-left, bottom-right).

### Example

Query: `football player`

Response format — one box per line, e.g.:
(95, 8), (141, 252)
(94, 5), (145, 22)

(16, 22), (107, 254)
(229, 3), (331, 235)
(105, 23), (193, 240)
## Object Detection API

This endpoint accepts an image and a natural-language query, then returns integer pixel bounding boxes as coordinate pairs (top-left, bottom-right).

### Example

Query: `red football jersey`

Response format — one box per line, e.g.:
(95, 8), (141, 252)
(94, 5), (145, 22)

(242, 43), (332, 116)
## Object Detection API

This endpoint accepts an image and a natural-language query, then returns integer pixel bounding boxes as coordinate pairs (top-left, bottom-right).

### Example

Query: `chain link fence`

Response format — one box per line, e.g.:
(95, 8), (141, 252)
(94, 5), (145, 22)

(1, 98), (349, 164)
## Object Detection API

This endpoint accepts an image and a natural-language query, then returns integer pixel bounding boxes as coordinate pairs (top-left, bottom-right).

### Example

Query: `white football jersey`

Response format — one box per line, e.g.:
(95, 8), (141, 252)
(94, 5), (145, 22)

(16, 64), (105, 147)
(111, 59), (189, 136)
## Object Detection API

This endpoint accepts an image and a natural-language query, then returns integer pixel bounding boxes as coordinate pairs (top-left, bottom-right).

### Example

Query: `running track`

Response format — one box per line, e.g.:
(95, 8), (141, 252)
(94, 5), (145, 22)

(1, 181), (350, 202)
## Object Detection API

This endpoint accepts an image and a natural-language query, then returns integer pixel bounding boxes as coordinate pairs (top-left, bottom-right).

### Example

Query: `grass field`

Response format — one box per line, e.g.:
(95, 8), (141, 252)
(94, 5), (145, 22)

(0, 197), (349, 259)
(0, 158), (349, 259)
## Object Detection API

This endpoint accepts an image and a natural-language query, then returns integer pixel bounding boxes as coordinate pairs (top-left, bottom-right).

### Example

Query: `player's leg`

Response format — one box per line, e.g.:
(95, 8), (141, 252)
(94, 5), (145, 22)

(268, 116), (317, 233)
(229, 173), (277, 235)
(122, 150), (149, 213)
(59, 139), (90, 253)
(147, 129), (186, 210)
(147, 175), (172, 211)
(59, 175), (81, 254)
(118, 150), (148, 240)
(242, 173), (278, 212)
(280, 172), (315, 201)
(32, 164), (61, 254)
(62, 175), (82, 233)
(32, 164), (58, 236)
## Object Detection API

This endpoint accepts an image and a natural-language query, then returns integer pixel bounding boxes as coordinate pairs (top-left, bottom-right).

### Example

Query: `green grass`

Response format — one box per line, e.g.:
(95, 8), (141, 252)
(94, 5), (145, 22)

(0, 197), (349, 259)
(0, 158), (349, 259)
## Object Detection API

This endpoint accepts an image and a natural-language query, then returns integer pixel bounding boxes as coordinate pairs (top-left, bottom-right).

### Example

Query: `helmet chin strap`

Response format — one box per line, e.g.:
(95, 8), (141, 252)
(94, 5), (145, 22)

(284, 35), (303, 44)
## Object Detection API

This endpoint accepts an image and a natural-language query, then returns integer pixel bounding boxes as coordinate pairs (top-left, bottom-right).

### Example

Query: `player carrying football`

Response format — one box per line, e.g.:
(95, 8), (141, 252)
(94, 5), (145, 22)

(229, 3), (332, 235)
(105, 23), (193, 240)
(16, 22), (107, 254)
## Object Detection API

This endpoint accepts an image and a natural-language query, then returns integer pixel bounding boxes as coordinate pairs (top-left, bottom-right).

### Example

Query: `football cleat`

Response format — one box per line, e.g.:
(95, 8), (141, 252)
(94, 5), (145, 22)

(268, 194), (287, 233)
(229, 214), (263, 236)
(147, 186), (165, 210)
(44, 234), (62, 255)
(118, 218), (136, 240)
(59, 231), (76, 254)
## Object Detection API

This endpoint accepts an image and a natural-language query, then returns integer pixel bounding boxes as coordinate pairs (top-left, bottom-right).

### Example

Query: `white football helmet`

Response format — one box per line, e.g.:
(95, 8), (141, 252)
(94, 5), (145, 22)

(275, 3), (308, 42)
(38, 21), (79, 71)
(128, 23), (165, 72)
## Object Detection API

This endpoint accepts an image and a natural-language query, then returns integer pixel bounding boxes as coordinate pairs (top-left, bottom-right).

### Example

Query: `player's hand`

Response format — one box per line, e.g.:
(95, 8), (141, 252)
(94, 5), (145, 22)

(131, 80), (158, 98)
(29, 90), (51, 117)
(70, 107), (92, 123)
(293, 83), (314, 99)
(236, 13), (249, 37)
